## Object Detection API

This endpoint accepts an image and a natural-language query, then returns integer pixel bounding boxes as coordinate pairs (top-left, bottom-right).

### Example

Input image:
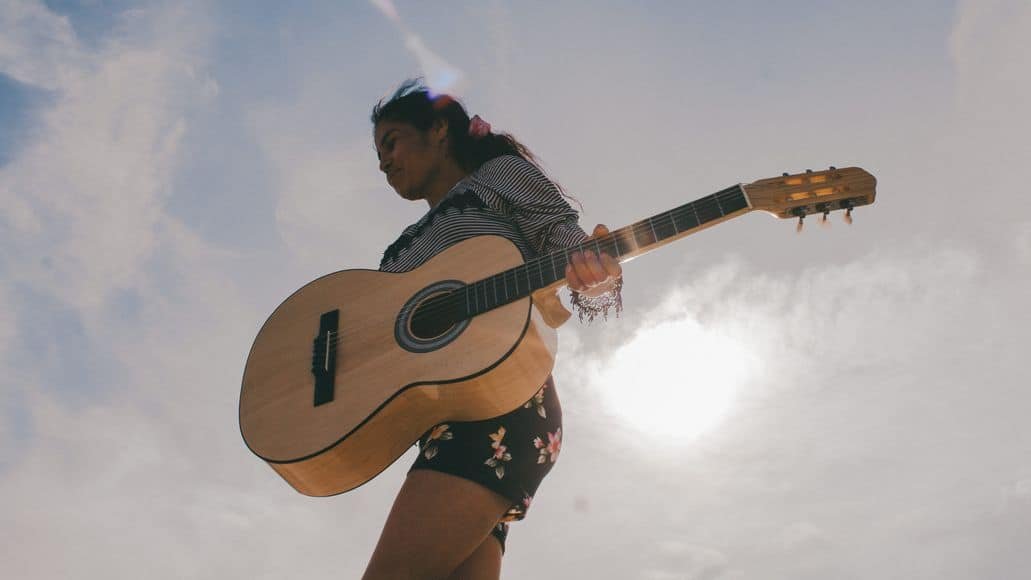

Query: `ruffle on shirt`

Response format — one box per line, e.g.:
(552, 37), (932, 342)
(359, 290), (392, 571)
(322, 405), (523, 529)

(568, 277), (623, 324)
(380, 188), (486, 267)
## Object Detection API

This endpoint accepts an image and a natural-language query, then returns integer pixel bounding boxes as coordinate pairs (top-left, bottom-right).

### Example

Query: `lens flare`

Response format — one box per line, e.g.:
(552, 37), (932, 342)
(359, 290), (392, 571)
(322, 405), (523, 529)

(594, 317), (757, 442)
(369, 0), (466, 94)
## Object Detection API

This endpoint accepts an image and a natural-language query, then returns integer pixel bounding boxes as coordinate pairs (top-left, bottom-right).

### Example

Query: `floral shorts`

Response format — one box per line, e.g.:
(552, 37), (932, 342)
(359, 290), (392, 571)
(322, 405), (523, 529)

(409, 375), (563, 553)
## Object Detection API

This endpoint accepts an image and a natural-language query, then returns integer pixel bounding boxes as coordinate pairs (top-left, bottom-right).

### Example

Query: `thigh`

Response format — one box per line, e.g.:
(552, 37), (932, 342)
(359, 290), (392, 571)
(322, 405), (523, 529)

(446, 534), (503, 580)
(362, 469), (512, 580)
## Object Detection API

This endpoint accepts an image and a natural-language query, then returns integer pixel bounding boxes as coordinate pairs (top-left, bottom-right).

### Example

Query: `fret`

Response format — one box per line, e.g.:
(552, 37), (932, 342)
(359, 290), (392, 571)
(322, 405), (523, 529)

(609, 234), (622, 258)
(615, 230), (633, 256)
(720, 186), (749, 213)
(680, 204), (699, 230)
(455, 185), (752, 320)
(653, 211), (678, 241)
(633, 220), (653, 248)
(695, 195), (722, 223)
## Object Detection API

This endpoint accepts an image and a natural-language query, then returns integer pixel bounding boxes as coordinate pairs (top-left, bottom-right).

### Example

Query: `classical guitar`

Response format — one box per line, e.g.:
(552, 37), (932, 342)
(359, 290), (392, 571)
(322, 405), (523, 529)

(239, 167), (877, 496)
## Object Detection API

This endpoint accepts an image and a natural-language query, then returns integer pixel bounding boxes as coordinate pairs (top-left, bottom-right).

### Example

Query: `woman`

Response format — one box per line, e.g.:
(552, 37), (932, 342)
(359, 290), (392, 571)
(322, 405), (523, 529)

(363, 79), (622, 580)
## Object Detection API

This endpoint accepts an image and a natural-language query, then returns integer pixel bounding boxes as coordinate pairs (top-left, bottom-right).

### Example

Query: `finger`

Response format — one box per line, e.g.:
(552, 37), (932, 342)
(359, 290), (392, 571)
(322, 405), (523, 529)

(573, 251), (600, 286)
(569, 250), (584, 270)
(600, 252), (622, 278)
(591, 224), (610, 238)
(583, 250), (608, 283)
(565, 263), (585, 291)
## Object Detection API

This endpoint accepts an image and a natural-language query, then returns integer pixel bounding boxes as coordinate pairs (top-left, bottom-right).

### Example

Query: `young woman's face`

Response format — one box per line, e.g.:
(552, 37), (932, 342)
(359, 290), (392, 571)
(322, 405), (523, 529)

(374, 120), (443, 201)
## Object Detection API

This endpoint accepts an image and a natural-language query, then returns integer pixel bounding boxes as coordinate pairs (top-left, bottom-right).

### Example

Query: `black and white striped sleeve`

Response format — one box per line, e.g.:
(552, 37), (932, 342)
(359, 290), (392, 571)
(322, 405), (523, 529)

(478, 155), (622, 323)
(477, 155), (587, 255)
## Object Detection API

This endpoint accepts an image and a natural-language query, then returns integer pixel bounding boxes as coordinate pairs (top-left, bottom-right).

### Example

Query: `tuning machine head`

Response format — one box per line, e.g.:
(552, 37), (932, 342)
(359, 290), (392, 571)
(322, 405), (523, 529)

(842, 199), (855, 225)
(816, 202), (831, 228)
(792, 207), (807, 233)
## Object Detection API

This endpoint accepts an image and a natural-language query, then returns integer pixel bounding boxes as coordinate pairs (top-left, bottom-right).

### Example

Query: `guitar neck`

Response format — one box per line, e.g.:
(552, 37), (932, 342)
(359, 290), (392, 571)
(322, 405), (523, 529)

(458, 184), (751, 318)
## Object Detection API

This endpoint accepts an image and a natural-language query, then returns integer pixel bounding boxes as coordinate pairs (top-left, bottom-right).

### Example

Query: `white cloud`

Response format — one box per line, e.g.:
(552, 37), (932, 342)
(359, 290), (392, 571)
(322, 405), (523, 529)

(2, 2), (1031, 579)
(642, 541), (729, 580)
(0, 1), (217, 317)
(544, 234), (1030, 578)
(0, 0), (82, 89)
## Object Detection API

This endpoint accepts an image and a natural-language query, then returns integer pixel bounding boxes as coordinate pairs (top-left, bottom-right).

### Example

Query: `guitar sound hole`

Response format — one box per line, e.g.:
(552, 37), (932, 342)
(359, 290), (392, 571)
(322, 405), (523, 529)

(409, 294), (455, 340)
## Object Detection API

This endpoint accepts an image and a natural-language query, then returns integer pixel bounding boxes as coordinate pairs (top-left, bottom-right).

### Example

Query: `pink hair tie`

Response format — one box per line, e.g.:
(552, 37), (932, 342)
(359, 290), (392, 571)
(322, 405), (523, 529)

(468, 115), (491, 138)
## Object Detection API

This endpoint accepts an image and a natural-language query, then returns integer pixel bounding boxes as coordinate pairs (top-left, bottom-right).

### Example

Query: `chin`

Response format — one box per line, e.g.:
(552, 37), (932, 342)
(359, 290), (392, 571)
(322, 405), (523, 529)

(397, 188), (423, 201)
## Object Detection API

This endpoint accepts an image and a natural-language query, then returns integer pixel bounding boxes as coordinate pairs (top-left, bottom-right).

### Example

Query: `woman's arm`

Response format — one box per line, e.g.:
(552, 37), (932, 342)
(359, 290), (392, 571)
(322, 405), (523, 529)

(565, 224), (623, 323)
(479, 156), (623, 323)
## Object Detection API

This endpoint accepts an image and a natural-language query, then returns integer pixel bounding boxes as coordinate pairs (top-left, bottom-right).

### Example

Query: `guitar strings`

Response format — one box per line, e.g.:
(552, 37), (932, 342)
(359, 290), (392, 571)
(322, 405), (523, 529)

(320, 188), (742, 350)
(322, 188), (740, 348)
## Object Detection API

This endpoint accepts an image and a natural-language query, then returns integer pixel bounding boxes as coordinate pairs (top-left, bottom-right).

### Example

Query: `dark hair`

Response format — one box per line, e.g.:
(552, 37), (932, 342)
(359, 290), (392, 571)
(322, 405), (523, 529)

(371, 78), (580, 208)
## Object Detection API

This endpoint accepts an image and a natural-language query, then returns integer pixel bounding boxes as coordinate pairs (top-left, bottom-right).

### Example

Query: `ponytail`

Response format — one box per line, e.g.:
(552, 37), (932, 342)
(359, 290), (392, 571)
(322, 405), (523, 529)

(371, 78), (582, 210)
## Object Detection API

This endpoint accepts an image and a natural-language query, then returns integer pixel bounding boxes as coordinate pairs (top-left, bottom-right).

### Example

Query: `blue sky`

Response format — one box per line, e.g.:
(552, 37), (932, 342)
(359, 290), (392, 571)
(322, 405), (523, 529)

(2, 1), (1030, 578)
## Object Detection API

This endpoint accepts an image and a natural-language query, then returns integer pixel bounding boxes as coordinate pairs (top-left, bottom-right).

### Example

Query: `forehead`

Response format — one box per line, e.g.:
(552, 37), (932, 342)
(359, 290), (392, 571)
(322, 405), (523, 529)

(373, 120), (410, 145)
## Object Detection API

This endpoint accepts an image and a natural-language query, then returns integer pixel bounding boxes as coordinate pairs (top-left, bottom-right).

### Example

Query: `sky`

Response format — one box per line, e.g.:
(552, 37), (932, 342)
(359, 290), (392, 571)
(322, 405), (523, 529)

(1, 0), (1029, 578)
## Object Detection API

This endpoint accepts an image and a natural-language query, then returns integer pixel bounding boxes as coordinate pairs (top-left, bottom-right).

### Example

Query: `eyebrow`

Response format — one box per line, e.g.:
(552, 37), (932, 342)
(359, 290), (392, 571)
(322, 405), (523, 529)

(378, 128), (399, 150)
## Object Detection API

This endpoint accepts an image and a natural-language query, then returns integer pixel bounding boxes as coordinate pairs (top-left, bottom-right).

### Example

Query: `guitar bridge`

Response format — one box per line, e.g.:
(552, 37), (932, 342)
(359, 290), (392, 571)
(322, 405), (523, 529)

(310, 309), (339, 406)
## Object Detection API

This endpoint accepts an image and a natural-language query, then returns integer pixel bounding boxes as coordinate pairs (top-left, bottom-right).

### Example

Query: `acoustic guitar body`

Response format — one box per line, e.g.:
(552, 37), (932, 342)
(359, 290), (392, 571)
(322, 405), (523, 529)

(239, 235), (558, 496)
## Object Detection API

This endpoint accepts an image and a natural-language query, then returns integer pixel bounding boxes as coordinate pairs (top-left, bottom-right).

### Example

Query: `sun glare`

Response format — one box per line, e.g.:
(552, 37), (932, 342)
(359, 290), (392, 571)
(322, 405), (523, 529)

(594, 317), (757, 442)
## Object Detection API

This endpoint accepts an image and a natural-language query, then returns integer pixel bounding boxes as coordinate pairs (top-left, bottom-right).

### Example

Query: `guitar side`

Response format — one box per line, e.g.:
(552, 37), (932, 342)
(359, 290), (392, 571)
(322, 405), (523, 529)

(239, 236), (558, 496)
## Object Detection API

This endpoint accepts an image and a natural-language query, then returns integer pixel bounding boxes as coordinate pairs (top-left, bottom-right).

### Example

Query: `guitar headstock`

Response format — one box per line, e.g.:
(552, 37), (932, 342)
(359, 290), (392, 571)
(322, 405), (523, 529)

(743, 167), (877, 228)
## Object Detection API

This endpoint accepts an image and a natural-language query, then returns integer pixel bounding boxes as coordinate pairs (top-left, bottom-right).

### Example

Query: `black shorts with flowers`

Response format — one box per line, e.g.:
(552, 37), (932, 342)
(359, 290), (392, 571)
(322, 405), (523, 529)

(409, 375), (563, 552)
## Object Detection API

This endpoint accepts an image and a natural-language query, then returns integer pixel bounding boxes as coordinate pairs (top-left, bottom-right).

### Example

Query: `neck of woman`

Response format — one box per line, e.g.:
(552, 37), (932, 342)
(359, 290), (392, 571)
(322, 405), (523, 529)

(424, 160), (471, 209)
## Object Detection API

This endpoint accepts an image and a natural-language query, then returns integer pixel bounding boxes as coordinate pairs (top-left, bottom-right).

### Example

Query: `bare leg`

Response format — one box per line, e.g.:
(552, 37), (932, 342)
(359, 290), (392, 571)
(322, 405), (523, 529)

(446, 535), (503, 580)
(362, 469), (511, 580)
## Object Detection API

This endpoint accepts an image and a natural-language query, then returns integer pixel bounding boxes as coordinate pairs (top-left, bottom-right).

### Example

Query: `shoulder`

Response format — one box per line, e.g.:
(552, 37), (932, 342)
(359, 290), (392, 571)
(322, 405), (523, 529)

(473, 155), (555, 193)
(478, 154), (533, 172)
(476, 154), (544, 180)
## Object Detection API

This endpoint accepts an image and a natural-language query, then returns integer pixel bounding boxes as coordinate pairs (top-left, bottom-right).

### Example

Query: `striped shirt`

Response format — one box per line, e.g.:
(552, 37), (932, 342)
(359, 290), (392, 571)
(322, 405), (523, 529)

(379, 155), (588, 273)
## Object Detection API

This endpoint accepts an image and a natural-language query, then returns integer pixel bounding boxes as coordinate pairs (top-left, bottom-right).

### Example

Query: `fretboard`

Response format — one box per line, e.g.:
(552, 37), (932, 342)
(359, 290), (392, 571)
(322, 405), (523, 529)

(447, 184), (749, 319)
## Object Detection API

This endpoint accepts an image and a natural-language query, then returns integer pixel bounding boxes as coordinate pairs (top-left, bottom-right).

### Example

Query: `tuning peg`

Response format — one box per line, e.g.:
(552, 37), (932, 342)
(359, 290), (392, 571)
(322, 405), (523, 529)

(815, 203), (831, 228)
(805, 169), (813, 173)
(844, 207), (853, 225)
(829, 166), (836, 170)
(793, 207), (806, 233)
(782, 172), (790, 177)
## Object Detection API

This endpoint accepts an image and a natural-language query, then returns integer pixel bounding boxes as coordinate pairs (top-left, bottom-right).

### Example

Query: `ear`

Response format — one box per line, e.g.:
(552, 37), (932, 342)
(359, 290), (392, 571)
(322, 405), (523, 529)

(431, 119), (449, 145)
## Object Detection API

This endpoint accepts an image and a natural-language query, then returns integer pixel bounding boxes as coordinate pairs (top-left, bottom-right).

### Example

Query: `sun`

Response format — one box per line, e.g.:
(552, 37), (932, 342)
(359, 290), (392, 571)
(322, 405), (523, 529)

(593, 317), (757, 442)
